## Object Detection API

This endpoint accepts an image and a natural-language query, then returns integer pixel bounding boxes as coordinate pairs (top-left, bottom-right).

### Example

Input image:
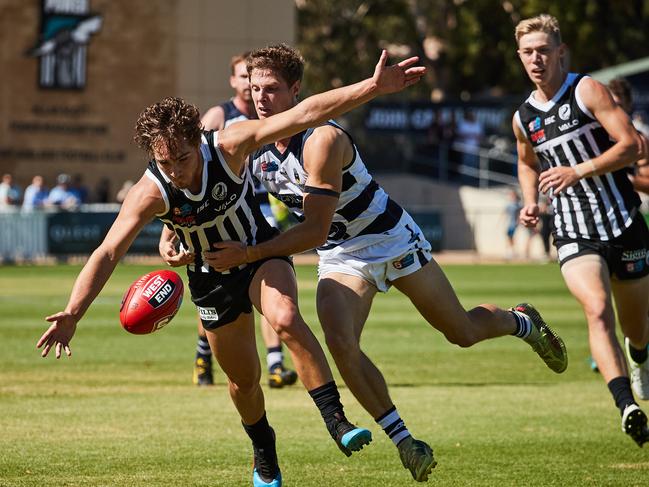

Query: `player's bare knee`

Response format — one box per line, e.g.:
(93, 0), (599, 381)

(267, 303), (303, 339)
(443, 326), (478, 348)
(325, 333), (361, 361)
(228, 375), (261, 397)
(582, 301), (614, 331)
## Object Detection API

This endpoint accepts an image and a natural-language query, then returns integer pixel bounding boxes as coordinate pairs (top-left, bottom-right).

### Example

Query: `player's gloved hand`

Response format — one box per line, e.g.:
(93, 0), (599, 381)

(159, 233), (194, 267)
(37, 311), (78, 359)
(203, 241), (248, 272)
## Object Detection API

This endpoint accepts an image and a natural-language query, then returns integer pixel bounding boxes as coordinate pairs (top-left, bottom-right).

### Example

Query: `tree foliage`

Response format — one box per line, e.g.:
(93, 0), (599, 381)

(296, 0), (649, 99)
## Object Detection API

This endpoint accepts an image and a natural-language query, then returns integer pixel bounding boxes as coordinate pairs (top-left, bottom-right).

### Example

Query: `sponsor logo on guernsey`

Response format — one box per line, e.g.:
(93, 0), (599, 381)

(626, 261), (645, 273)
(172, 204), (196, 225)
(528, 117), (542, 132)
(558, 120), (579, 132)
(531, 129), (546, 143)
(261, 160), (279, 172)
(198, 307), (219, 321)
(557, 242), (579, 261)
(392, 253), (415, 270)
(558, 104), (571, 120)
(293, 169), (301, 184)
(544, 115), (556, 125)
(196, 200), (210, 213)
(621, 249), (647, 262)
(212, 182), (227, 201)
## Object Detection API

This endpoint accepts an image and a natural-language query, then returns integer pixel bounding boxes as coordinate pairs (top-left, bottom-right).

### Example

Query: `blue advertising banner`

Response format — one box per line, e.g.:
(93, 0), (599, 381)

(46, 212), (163, 255)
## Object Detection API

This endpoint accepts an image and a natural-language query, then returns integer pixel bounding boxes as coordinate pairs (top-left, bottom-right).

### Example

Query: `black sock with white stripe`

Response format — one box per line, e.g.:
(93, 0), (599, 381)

(195, 335), (211, 362)
(509, 310), (535, 342)
(376, 406), (411, 447)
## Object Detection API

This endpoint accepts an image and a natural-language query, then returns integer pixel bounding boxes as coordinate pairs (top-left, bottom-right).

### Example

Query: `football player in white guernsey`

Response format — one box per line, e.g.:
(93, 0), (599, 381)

(159, 51), (298, 390)
(206, 44), (568, 482)
(36, 53), (427, 487)
(513, 14), (649, 447)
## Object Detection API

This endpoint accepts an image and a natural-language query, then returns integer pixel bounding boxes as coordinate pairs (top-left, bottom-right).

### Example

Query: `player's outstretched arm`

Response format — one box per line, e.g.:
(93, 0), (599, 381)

(37, 177), (164, 359)
(204, 126), (346, 271)
(224, 50), (425, 159)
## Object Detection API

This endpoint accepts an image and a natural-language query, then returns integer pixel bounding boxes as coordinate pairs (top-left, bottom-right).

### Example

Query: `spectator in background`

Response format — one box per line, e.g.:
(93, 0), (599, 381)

(538, 195), (554, 262)
(47, 173), (80, 210)
(455, 109), (484, 184)
(115, 180), (133, 203)
(0, 173), (22, 210)
(22, 175), (49, 212)
(504, 189), (522, 260)
(70, 174), (89, 204)
(94, 178), (111, 203)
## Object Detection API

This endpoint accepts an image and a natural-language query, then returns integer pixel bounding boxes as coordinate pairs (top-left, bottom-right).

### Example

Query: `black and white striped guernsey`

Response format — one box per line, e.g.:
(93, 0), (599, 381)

(515, 73), (640, 241)
(145, 130), (275, 275)
(249, 120), (405, 253)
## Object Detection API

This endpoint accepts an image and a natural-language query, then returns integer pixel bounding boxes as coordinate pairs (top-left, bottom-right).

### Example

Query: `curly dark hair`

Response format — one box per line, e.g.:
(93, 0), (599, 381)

(247, 44), (304, 87)
(133, 97), (202, 156)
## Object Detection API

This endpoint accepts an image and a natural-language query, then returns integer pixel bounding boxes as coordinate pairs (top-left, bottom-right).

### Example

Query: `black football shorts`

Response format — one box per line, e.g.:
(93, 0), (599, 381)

(555, 214), (649, 280)
(189, 256), (292, 330)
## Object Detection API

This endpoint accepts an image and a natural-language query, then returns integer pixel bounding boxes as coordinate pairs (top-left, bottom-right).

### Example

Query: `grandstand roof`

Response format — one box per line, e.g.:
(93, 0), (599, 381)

(590, 56), (649, 83)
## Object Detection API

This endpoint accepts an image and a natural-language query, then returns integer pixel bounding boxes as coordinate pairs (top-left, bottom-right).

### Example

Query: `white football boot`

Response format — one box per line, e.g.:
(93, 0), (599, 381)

(625, 337), (649, 400)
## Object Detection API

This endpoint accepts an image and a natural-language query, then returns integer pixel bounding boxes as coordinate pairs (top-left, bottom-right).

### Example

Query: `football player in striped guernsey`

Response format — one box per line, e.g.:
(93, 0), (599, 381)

(36, 52), (426, 487)
(513, 14), (649, 447)
(160, 52), (297, 390)
(207, 44), (568, 482)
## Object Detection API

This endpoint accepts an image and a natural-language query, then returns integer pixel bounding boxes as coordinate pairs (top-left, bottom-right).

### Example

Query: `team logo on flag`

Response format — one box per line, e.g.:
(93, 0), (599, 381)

(27, 0), (103, 90)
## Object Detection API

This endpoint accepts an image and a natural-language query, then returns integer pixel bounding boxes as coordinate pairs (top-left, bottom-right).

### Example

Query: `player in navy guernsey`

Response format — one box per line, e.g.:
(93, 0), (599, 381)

(513, 14), (649, 447)
(208, 44), (568, 482)
(36, 53), (427, 487)
(159, 51), (298, 390)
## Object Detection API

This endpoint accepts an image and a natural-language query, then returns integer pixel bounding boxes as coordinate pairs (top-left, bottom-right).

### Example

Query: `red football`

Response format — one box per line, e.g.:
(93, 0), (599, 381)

(119, 270), (184, 334)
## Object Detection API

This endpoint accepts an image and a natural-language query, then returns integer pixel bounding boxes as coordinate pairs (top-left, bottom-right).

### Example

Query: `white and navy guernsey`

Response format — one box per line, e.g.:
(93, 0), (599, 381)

(220, 99), (256, 128)
(145, 130), (275, 276)
(515, 73), (640, 241)
(249, 120), (405, 254)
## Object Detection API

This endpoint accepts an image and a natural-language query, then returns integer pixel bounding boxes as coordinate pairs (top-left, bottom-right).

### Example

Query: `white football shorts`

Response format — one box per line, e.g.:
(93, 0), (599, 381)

(317, 212), (433, 292)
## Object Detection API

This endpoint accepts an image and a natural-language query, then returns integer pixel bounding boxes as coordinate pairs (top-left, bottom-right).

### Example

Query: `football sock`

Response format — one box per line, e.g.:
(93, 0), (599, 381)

(628, 342), (649, 364)
(376, 406), (411, 446)
(509, 310), (535, 341)
(308, 381), (345, 422)
(608, 376), (637, 415)
(267, 346), (283, 372)
(242, 412), (275, 447)
(195, 335), (211, 361)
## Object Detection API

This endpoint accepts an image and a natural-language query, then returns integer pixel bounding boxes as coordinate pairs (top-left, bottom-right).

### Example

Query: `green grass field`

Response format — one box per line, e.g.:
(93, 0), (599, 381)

(1, 262), (647, 486)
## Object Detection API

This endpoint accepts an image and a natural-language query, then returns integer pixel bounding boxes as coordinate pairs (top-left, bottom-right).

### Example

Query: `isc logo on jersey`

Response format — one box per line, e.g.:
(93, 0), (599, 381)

(142, 275), (177, 308)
